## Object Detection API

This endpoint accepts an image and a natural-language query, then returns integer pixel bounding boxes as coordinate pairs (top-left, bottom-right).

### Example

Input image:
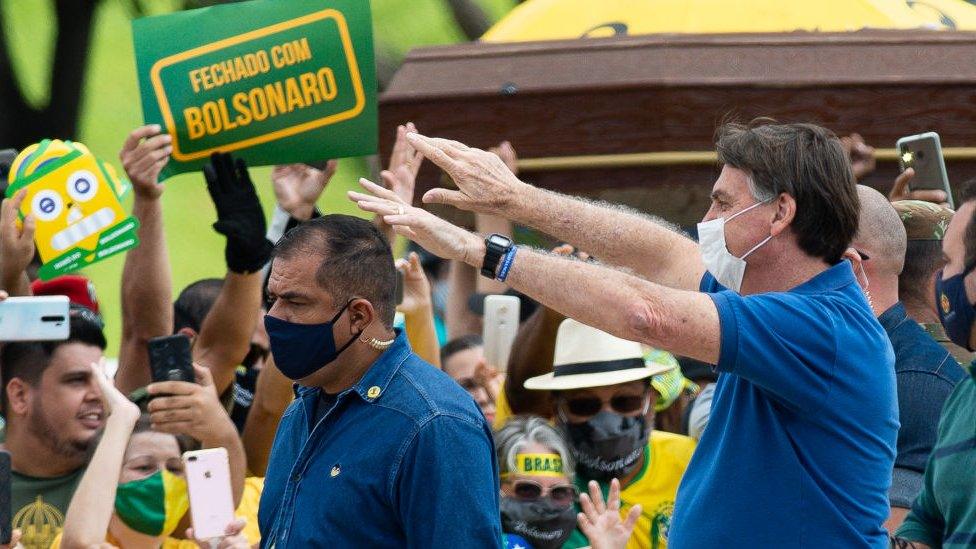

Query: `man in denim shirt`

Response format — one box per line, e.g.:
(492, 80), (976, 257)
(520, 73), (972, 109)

(258, 215), (501, 548)
(850, 187), (965, 532)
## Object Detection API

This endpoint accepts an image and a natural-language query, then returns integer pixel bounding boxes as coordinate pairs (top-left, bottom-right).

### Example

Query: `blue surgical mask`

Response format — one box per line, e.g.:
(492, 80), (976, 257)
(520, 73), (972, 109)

(936, 268), (976, 351)
(264, 300), (360, 380)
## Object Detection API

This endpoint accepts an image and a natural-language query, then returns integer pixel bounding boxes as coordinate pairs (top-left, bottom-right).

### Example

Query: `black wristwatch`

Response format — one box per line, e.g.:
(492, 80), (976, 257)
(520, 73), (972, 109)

(481, 233), (514, 279)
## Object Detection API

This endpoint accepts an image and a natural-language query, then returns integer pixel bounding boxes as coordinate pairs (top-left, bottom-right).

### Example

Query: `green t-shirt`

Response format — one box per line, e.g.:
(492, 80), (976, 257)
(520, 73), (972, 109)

(11, 468), (84, 549)
(897, 366), (976, 547)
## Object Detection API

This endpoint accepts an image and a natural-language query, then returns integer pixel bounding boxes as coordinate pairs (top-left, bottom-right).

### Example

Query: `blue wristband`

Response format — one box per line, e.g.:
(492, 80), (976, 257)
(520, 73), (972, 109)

(497, 246), (518, 282)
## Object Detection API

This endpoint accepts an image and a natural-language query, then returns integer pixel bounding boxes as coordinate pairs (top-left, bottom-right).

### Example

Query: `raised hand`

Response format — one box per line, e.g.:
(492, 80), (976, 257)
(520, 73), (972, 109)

(382, 122), (424, 204)
(204, 152), (273, 273)
(489, 141), (518, 176)
(271, 161), (336, 221)
(578, 479), (642, 549)
(349, 178), (482, 264)
(406, 133), (529, 216)
(840, 133), (875, 180)
(396, 251), (433, 315)
(90, 359), (140, 424)
(0, 189), (35, 284)
(888, 167), (950, 207)
(146, 364), (228, 441)
(119, 125), (172, 199)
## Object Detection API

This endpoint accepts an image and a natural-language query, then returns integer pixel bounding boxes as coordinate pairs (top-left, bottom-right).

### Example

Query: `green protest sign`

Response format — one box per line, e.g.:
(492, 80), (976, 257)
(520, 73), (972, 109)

(133, 0), (377, 178)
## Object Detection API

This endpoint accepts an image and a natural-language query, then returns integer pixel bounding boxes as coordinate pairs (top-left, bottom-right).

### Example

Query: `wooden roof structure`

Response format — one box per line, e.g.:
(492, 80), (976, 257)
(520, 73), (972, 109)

(380, 30), (976, 225)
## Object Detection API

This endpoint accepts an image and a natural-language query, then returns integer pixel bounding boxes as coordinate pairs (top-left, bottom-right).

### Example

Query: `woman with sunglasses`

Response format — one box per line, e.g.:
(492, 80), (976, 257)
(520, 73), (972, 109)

(495, 415), (639, 549)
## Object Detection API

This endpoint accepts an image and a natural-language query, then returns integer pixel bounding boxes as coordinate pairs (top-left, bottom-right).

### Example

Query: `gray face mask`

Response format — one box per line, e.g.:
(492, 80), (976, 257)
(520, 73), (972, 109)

(500, 496), (577, 549)
(561, 411), (648, 481)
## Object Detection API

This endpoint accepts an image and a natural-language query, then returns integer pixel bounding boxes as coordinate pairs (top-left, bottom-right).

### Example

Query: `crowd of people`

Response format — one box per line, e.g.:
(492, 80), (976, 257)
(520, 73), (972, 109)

(0, 116), (973, 549)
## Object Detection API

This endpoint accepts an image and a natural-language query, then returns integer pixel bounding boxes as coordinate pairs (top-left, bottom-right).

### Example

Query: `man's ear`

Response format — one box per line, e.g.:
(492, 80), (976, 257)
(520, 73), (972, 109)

(6, 379), (31, 417)
(347, 298), (376, 334)
(769, 193), (796, 238)
(842, 248), (868, 290)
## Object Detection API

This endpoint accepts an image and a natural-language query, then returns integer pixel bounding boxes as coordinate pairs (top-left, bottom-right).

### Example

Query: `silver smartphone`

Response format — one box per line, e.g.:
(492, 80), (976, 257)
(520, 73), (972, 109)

(0, 296), (69, 342)
(897, 132), (953, 208)
(482, 295), (520, 372)
(183, 447), (235, 540)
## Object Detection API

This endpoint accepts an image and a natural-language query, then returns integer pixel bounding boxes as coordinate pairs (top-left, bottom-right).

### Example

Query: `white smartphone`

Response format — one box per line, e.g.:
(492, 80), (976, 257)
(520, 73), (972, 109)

(0, 296), (69, 342)
(897, 131), (953, 208)
(183, 448), (235, 540)
(482, 295), (521, 372)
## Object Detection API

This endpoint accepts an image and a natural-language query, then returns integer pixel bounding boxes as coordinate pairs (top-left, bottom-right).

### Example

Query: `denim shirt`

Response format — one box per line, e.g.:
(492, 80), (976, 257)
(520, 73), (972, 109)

(878, 302), (965, 506)
(258, 331), (502, 548)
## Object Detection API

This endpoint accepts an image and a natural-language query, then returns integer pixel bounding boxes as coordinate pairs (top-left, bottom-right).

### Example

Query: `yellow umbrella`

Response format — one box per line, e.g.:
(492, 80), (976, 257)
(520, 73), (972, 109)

(482, 0), (948, 42)
(907, 0), (976, 29)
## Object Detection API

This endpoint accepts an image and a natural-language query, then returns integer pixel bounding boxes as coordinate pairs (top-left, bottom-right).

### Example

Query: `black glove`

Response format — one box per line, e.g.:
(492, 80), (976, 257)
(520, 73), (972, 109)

(203, 152), (273, 274)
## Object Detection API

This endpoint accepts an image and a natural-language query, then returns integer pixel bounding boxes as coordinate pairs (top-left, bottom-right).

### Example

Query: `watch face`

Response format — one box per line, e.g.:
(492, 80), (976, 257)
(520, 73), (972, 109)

(489, 234), (512, 247)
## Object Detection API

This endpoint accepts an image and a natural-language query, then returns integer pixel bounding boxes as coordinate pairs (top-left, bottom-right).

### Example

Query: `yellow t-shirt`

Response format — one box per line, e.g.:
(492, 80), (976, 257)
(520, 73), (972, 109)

(237, 476), (263, 546)
(565, 430), (696, 549)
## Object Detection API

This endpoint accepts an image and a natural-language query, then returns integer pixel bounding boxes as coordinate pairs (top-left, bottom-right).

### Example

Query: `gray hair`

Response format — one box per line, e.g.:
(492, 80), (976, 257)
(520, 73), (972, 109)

(494, 415), (575, 478)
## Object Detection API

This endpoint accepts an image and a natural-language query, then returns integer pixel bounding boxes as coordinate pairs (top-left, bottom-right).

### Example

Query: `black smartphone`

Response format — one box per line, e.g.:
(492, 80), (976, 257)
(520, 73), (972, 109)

(395, 270), (405, 306)
(148, 335), (195, 383)
(0, 450), (10, 545)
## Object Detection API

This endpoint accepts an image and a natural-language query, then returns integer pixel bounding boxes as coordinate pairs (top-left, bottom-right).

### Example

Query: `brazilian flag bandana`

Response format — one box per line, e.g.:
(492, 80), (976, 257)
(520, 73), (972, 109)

(115, 469), (189, 537)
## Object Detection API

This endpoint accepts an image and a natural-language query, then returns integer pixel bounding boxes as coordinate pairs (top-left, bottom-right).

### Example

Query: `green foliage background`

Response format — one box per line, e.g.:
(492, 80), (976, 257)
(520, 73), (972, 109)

(1, 0), (513, 355)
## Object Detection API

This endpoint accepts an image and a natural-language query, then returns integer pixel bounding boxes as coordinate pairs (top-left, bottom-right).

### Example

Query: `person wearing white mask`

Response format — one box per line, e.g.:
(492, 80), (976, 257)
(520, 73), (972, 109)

(349, 120), (898, 548)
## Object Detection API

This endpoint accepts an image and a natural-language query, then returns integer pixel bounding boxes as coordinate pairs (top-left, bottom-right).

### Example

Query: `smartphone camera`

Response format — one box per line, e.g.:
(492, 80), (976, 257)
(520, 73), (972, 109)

(188, 456), (197, 462)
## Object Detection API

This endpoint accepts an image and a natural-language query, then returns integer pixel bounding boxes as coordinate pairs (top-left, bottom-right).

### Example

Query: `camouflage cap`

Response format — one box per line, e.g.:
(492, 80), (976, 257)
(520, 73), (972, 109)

(891, 200), (953, 241)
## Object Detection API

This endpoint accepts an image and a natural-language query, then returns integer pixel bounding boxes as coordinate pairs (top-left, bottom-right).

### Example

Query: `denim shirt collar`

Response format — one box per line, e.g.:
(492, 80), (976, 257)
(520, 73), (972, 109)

(877, 301), (908, 332)
(293, 329), (411, 411)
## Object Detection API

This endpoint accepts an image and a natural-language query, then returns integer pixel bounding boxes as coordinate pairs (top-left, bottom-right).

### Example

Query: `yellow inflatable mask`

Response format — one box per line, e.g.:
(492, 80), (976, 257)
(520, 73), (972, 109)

(6, 140), (138, 280)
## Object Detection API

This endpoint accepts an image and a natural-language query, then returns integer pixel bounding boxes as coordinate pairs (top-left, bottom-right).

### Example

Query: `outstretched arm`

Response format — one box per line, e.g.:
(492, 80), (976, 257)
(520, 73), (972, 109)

(196, 153), (272, 394)
(349, 180), (721, 365)
(116, 125), (174, 393)
(410, 133), (704, 291)
(397, 252), (441, 368)
(241, 355), (293, 476)
(62, 363), (141, 548)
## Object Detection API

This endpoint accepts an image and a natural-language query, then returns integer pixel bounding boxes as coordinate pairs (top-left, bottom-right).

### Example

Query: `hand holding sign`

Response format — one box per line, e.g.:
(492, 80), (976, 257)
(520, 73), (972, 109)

(6, 140), (139, 280)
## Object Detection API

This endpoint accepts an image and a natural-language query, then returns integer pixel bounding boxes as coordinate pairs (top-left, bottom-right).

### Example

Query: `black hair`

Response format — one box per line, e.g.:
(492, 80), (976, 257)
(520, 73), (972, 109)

(173, 278), (223, 333)
(132, 412), (198, 453)
(716, 120), (859, 264)
(272, 215), (397, 327)
(440, 334), (483, 365)
(0, 315), (107, 413)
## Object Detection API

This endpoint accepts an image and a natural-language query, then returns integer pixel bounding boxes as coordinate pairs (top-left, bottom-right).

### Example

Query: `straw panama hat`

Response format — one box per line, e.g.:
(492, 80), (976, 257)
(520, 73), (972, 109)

(524, 319), (675, 391)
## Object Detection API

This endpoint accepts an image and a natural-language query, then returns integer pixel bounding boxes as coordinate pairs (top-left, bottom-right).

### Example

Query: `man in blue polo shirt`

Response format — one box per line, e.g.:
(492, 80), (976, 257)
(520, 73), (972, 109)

(349, 120), (898, 547)
(258, 215), (501, 548)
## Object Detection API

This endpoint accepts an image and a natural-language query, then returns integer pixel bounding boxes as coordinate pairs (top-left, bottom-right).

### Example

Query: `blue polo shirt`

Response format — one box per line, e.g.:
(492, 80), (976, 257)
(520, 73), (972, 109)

(258, 331), (502, 548)
(669, 262), (899, 548)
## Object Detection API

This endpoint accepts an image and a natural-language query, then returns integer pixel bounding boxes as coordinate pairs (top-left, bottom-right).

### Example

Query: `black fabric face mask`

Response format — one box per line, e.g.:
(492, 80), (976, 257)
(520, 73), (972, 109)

(500, 496), (577, 549)
(562, 411), (648, 481)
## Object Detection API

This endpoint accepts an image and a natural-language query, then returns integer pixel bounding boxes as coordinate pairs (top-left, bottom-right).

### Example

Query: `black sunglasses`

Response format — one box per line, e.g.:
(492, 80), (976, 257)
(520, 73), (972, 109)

(561, 390), (649, 418)
(511, 479), (578, 508)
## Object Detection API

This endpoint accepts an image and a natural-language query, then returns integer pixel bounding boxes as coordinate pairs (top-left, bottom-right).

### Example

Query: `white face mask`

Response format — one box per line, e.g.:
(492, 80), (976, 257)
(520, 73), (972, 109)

(697, 200), (773, 292)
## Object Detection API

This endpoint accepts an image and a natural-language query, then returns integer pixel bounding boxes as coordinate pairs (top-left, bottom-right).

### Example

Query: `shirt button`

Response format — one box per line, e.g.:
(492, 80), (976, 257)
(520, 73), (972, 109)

(367, 386), (381, 399)
(290, 471), (301, 482)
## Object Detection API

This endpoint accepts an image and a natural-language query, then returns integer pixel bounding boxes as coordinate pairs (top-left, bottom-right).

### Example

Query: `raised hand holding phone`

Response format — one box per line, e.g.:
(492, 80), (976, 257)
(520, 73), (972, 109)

(482, 294), (520, 372)
(894, 132), (952, 208)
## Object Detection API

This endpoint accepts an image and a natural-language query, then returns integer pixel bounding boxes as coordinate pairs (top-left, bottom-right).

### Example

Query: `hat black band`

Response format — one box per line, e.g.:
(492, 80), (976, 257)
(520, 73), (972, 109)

(554, 358), (646, 377)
